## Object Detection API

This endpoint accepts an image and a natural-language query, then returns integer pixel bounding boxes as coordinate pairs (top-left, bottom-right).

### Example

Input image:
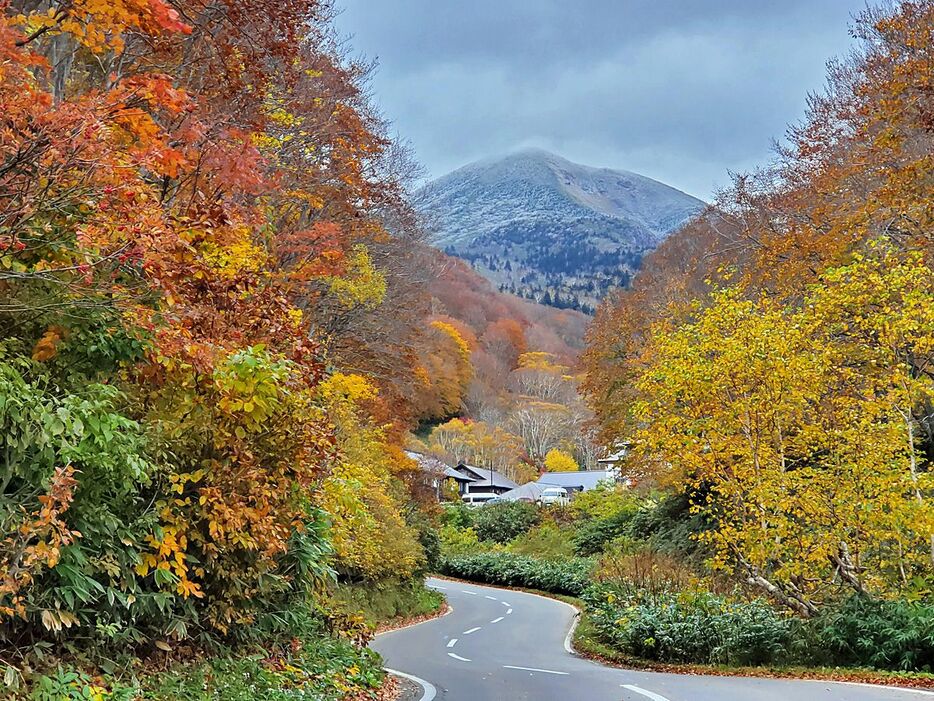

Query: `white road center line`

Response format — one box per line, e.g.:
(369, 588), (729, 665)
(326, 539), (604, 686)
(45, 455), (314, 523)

(485, 595), (497, 600)
(462, 627), (481, 635)
(500, 600), (511, 607)
(461, 590), (478, 596)
(506, 608), (513, 614)
(621, 684), (672, 701)
(490, 616), (504, 623)
(447, 652), (471, 662)
(446, 638), (458, 648)
(503, 665), (569, 676)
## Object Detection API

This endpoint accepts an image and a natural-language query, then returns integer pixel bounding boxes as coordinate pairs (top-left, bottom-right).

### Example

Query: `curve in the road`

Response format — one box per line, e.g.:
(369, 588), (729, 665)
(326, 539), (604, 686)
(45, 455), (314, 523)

(371, 577), (934, 701)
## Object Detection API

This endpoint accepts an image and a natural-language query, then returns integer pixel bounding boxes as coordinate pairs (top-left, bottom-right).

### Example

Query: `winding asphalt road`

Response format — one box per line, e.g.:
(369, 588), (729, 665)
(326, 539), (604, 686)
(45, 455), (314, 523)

(371, 577), (934, 701)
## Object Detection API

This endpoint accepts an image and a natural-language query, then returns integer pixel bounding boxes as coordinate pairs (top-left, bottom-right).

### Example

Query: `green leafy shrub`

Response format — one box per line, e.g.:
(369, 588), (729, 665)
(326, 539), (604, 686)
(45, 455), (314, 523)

(439, 502), (474, 530)
(626, 491), (711, 561)
(30, 668), (135, 701)
(569, 482), (639, 521)
(0, 359), (163, 644)
(472, 502), (540, 544)
(439, 525), (483, 557)
(143, 635), (384, 701)
(440, 552), (593, 596)
(573, 512), (636, 556)
(584, 583), (791, 666)
(328, 579), (444, 628)
(508, 523), (576, 560)
(794, 596), (934, 671)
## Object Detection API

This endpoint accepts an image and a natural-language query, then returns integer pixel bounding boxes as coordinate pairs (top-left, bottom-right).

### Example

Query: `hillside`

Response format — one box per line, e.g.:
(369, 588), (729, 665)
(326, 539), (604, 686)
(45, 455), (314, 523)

(416, 149), (705, 312)
(427, 249), (590, 364)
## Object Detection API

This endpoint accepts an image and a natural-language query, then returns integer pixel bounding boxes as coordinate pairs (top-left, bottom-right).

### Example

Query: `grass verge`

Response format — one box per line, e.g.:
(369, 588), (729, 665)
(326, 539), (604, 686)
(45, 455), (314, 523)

(330, 579), (445, 630)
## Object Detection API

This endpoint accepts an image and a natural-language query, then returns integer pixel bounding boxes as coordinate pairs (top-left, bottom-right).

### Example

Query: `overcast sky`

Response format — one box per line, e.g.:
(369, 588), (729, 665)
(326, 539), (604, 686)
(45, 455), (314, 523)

(335, 1), (867, 200)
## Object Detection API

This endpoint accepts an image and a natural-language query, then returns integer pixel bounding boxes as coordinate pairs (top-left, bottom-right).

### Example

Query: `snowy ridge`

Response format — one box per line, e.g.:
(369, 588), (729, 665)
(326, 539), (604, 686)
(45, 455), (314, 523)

(415, 149), (705, 312)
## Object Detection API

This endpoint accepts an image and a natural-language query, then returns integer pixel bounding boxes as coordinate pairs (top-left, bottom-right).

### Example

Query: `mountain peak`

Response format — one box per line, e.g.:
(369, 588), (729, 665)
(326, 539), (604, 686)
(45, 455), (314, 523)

(415, 151), (704, 312)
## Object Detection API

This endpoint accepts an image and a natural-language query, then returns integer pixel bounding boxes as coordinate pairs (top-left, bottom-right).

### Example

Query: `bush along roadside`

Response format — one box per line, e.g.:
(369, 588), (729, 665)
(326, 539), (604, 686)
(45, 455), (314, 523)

(439, 552), (594, 597)
(328, 579), (446, 630)
(439, 550), (934, 677)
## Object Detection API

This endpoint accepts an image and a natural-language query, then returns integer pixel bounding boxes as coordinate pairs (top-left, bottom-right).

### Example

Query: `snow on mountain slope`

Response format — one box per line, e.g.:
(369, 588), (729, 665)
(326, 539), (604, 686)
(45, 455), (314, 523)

(415, 149), (704, 312)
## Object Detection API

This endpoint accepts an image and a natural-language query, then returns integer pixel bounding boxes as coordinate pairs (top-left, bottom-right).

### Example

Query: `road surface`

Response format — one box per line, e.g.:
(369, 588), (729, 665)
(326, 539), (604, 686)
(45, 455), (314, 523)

(371, 577), (934, 701)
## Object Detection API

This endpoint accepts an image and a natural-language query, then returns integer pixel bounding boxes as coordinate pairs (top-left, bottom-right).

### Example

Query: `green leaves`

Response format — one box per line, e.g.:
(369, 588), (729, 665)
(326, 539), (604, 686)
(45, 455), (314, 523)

(440, 552), (594, 596)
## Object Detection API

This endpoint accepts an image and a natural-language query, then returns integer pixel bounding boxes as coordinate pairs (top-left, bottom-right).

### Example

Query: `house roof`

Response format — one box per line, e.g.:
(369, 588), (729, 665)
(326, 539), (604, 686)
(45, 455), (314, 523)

(499, 482), (548, 502)
(456, 463), (518, 490)
(537, 470), (613, 491)
(405, 451), (476, 482)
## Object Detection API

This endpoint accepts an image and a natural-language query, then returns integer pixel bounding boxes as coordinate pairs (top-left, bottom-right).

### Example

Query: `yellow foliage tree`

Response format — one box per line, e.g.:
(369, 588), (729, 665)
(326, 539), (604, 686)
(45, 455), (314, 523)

(544, 448), (578, 473)
(316, 373), (424, 580)
(631, 246), (934, 613)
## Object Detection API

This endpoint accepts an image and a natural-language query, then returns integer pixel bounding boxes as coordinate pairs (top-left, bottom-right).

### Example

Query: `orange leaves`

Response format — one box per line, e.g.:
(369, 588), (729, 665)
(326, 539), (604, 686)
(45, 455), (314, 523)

(13, 0), (192, 54)
(0, 466), (81, 621)
(31, 326), (68, 362)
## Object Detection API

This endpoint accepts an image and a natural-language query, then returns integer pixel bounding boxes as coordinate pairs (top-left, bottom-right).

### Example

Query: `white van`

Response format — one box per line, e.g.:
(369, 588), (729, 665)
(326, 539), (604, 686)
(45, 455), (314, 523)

(462, 494), (496, 506)
(539, 486), (569, 506)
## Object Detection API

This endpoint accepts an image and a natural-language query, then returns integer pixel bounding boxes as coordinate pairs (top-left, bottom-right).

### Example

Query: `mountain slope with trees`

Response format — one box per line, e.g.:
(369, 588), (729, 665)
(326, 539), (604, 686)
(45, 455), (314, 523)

(416, 148), (705, 312)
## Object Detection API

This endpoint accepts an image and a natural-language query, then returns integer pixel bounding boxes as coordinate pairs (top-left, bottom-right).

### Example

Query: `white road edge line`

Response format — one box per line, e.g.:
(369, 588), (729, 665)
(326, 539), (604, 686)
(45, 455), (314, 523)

(621, 684), (671, 701)
(447, 652), (471, 662)
(446, 638), (458, 648)
(428, 585), (447, 590)
(812, 681), (934, 698)
(506, 608), (513, 614)
(485, 595), (497, 600)
(503, 665), (569, 676)
(462, 626), (481, 635)
(490, 616), (504, 623)
(385, 668), (436, 701)
(564, 610), (580, 655)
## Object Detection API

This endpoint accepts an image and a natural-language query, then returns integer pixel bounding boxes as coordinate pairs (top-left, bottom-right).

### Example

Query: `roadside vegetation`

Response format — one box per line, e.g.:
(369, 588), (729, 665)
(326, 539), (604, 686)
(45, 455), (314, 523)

(0, 1), (448, 698)
(437, 484), (934, 677)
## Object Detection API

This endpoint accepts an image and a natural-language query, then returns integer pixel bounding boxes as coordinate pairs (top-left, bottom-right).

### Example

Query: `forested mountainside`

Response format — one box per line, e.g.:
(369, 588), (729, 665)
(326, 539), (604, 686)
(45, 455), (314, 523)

(416, 148), (705, 312)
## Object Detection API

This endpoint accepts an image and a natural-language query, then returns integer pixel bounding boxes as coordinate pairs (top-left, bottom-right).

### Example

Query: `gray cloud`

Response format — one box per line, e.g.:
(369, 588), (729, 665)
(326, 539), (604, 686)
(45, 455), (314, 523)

(336, 0), (866, 199)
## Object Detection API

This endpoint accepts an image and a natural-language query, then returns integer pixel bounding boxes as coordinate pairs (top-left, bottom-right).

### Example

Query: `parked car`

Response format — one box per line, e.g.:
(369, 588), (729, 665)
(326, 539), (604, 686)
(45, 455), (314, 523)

(538, 486), (569, 506)
(462, 494), (496, 506)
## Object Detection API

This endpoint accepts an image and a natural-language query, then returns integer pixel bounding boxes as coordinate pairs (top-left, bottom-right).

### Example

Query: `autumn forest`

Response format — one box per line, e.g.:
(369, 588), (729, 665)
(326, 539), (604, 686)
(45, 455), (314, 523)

(0, 0), (933, 698)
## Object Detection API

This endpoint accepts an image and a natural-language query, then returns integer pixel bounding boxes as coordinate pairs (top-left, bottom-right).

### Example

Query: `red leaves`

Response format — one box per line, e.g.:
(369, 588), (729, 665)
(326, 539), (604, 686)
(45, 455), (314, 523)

(147, 0), (193, 35)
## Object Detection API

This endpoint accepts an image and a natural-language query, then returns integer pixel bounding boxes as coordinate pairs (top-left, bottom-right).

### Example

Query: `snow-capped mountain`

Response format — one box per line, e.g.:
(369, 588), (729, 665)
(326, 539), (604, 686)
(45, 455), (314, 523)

(415, 149), (705, 312)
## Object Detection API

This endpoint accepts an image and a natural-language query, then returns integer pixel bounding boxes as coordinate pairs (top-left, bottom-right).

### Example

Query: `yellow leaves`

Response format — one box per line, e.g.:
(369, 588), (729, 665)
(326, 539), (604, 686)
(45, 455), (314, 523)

(31, 541), (61, 568)
(324, 244), (386, 310)
(198, 228), (269, 278)
(626, 244), (934, 599)
(134, 554), (157, 577)
(518, 351), (563, 371)
(319, 372), (378, 405)
(432, 320), (470, 360)
(176, 579), (203, 599)
(11, 0), (192, 54)
(287, 307), (304, 328)
(544, 448), (579, 473)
